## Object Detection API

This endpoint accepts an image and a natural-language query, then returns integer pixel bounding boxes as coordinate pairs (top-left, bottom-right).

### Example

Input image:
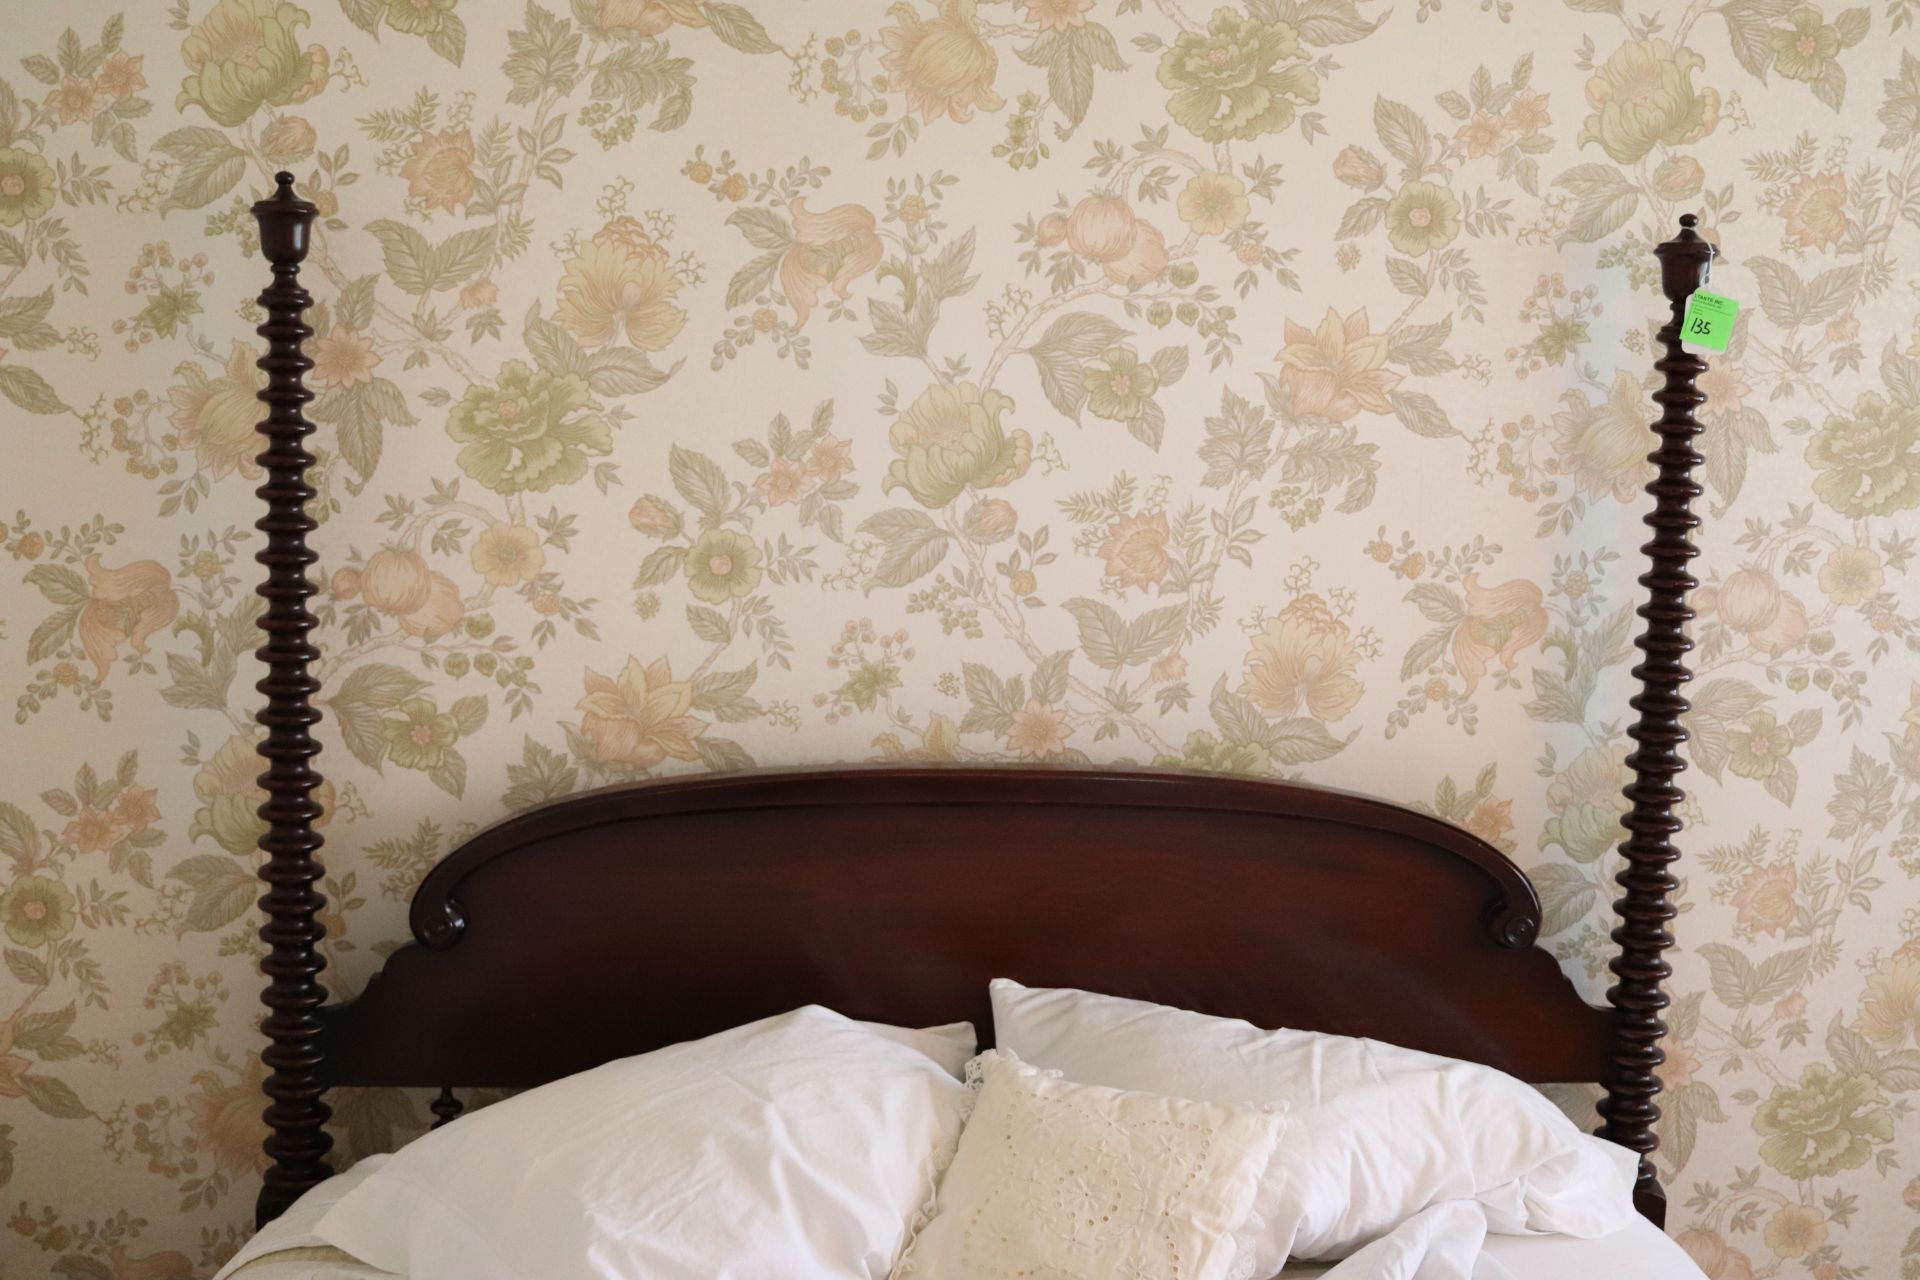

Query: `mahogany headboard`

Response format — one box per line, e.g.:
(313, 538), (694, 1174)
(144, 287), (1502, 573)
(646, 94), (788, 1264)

(322, 768), (1609, 1091)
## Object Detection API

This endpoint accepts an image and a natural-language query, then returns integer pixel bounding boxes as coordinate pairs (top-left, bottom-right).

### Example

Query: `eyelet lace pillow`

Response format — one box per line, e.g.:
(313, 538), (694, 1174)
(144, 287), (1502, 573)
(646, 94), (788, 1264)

(890, 1050), (1286, 1280)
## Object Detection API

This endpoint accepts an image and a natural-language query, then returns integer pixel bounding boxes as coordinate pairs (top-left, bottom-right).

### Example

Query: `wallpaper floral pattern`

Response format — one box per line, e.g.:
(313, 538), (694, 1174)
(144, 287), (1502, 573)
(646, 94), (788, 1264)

(0, 0), (1917, 1275)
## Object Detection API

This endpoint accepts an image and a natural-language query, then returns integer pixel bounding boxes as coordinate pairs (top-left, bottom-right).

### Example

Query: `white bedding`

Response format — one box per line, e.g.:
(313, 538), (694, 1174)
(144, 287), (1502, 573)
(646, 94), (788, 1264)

(1283, 1216), (1703, 1279)
(224, 1161), (1705, 1280)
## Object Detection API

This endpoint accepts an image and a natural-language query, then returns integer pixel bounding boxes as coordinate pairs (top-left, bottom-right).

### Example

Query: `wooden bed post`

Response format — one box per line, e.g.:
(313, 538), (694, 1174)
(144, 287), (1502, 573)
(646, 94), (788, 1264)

(251, 172), (334, 1228)
(1597, 215), (1714, 1228)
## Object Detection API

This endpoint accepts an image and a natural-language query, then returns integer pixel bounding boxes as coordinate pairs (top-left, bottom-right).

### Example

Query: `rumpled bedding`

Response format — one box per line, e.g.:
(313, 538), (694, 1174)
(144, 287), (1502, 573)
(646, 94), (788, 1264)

(220, 1141), (1695, 1280)
(1296, 1132), (1654, 1280)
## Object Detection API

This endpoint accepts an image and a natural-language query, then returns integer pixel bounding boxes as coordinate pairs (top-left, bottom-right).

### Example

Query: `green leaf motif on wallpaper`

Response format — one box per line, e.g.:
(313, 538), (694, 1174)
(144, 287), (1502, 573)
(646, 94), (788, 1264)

(589, 38), (696, 132)
(1017, 22), (1128, 128)
(703, 3), (780, 56)
(162, 599), (262, 713)
(1206, 676), (1353, 766)
(328, 663), (428, 768)
(13, 1004), (81, 1061)
(960, 661), (1026, 736)
(1551, 163), (1639, 246)
(692, 663), (764, 723)
(152, 127), (247, 213)
(524, 302), (677, 397)
(1024, 311), (1130, 421)
(1532, 863), (1597, 937)
(669, 445), (735, 526)
(858, 508), (952, 590)
(17, 1072), (88, 1122)
(0, 363), (67, 415)
(367, 219), (498, 296)
(1269, 0), (1387, 45)
(1700, 941), (1815, 1011)
(1748, 258), (1862, 330)
(0, 801), (41, 873)
(1062, 597), (1186, 670)
(166, 854), (258, 936)
(0, 289), (62, 351)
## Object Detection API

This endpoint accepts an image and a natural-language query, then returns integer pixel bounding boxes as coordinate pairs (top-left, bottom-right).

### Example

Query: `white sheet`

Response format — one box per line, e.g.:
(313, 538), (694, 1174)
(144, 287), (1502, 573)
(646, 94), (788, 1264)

(226, 1168), (1705, 1280)
(1280, 1213), (1704, 1279)
(216, 1156), (394, 1279)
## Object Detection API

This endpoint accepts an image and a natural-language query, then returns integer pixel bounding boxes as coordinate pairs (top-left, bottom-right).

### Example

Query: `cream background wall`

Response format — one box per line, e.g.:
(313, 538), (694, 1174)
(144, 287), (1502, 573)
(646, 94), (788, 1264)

(1, 0), (1917, 1275)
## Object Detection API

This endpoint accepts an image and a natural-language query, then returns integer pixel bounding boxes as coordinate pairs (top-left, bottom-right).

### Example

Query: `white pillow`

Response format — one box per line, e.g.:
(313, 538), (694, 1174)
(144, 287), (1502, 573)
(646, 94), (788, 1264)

(315, 1007), (970, 1280)
(868, 1019), (978, 1077)
(990, 980), (1635, 1270)
(891, 1050), (1285, 1280)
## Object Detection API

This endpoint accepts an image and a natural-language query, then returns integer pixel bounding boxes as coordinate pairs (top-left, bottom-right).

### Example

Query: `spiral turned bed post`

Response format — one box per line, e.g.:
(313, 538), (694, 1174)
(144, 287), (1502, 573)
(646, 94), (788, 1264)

(251, 173), (334, 1228)
(1597, 215), (1715, 1228)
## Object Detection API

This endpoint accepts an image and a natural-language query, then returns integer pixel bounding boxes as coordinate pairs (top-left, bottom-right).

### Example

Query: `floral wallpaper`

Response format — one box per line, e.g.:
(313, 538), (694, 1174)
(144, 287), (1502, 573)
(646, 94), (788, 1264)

(1, 0), (1917, 1275)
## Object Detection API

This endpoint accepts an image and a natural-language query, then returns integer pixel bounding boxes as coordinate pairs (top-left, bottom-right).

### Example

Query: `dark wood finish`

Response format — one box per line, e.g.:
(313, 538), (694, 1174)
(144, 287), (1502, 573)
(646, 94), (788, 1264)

(319, 768), (1610, 1088)
(429, 1086), (463, 1129)
(1595, 214), (1714, 1228)
(250, 173), (334, 1228)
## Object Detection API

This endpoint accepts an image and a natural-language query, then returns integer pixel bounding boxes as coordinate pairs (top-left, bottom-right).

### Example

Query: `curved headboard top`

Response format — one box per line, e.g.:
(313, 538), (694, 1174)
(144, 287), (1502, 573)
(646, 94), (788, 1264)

(322, 766), (1611, 1089)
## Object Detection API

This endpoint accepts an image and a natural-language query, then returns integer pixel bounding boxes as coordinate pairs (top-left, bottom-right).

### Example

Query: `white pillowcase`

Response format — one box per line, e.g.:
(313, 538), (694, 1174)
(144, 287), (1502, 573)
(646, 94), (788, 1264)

(891, 1050), (1286, 1280)
(315, 1007), (971, 1280)
(868, 1019), (978, 1077)
(989, 980), (1636, 1271)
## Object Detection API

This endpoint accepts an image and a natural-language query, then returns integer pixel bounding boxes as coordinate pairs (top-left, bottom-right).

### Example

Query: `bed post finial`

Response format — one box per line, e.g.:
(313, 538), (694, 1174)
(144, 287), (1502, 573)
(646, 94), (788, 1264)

(251, 171), (333, 1228)
(1598, 214), (1714, 1228)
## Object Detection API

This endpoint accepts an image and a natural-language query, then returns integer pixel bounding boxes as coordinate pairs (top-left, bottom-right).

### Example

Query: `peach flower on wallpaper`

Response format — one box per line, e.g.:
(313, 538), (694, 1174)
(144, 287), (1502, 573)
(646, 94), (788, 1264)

(1098, 512), (1172, 591)
(1733, 862), (1798, 936)
(1025, 0), (1092, 33)
(186, 1054), (270, 1177)
(781, 199), (883, 330)
(400, 127), (477, 213)
(872, 712), (964, 764)
(1273, 307), (1400, 422)
(1781, 171), (1849, 252)
(76, 556), (177, 685)
(577, 657), (708, 769)
(311, 328), (381, 389)
(1818, 545), (1883, 605)
(1453, 575), (1547, 695)
(1176, 171), (1251, 236)
(470, 524), (546, 587)
(1005, 697), (1072, 759)
(881, 0), (1004, 124)
(1241, 595), (1364, 723)
(1855, 943), (1920, 1049)
(166, 342), (267, 480)
(594, 0), (677, 35)
(556, 237), (687, 351)
(47, 75), (114, 126)
(1677, 1230), (1759, 1280)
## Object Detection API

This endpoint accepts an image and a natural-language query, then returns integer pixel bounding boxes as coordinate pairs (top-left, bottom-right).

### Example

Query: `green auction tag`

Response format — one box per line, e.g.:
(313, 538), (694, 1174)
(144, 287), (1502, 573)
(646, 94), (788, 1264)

(1680, 289), (1738, 352)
